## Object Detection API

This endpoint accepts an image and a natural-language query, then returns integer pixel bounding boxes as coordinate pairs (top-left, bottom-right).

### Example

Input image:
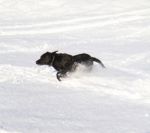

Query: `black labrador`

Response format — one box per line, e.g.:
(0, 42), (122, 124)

(36, 51), (105, 81)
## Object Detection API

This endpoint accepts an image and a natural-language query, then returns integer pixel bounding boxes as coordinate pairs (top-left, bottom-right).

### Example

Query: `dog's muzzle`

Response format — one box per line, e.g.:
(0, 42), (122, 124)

(36, 60), (41, 65)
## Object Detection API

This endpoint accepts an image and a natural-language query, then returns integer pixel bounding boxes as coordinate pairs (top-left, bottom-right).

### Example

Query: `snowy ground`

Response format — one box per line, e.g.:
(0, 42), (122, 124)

(0, 0), (150, 132)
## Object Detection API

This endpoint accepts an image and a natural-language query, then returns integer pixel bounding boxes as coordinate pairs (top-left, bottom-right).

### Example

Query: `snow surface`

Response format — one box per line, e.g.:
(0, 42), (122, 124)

(0, 0), (150, 132)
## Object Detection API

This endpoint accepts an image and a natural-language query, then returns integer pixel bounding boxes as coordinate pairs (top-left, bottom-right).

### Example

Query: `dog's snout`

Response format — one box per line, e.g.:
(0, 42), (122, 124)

(36, 60), (40, 64)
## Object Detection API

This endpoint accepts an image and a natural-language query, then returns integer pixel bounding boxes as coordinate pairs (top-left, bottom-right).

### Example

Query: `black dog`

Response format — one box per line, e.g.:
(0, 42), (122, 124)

(36, 51), (105, 81)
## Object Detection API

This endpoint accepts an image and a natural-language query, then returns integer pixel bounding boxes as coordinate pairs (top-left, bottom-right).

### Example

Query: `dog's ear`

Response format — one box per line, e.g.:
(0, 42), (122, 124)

(52, 51), (58, 54)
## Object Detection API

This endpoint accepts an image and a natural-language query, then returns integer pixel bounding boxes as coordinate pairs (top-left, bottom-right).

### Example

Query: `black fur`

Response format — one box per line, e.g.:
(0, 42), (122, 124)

(36, 51), (105, 81)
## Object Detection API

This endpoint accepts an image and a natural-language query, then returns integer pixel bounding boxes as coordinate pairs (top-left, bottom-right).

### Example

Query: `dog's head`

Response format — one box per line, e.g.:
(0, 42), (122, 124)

(36, 51), (58, 66)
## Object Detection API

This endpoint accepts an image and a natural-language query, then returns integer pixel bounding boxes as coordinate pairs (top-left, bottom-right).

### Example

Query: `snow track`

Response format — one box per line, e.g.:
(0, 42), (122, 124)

(1, 8), (150, 36)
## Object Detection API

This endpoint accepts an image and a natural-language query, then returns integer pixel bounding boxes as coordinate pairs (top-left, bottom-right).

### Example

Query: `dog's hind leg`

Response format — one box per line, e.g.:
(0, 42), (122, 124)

(92, 57), (105, 68)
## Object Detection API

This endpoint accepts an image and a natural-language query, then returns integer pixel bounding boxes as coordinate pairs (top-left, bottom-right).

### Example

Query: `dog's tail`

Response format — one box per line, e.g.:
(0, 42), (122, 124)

(92, 57), (105, 68)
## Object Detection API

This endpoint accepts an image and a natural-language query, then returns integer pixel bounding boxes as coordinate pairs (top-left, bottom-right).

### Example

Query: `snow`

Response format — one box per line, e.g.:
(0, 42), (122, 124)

(0, 0), (150, 132)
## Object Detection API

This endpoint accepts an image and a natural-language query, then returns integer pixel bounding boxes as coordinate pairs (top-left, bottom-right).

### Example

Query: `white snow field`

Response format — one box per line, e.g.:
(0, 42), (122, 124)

(0, 0), (150, 132)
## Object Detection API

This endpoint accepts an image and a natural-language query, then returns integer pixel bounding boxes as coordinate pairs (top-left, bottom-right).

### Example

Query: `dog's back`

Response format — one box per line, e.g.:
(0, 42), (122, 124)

(73, 53), (105, 68)
(73, 53), (91, 63)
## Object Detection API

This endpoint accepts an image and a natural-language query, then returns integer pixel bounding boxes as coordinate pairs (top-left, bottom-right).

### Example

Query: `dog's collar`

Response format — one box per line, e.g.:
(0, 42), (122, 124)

(50, 54), (55, 66)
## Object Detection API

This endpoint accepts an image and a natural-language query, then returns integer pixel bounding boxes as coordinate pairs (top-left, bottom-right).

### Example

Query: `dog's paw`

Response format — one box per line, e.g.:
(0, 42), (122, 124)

(56, 73), (62, 81)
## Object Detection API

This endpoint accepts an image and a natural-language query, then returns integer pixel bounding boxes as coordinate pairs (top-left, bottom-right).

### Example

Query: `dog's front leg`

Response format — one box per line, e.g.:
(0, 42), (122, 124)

(56, 71), (67, 81)
(56, 71), (62, 81)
